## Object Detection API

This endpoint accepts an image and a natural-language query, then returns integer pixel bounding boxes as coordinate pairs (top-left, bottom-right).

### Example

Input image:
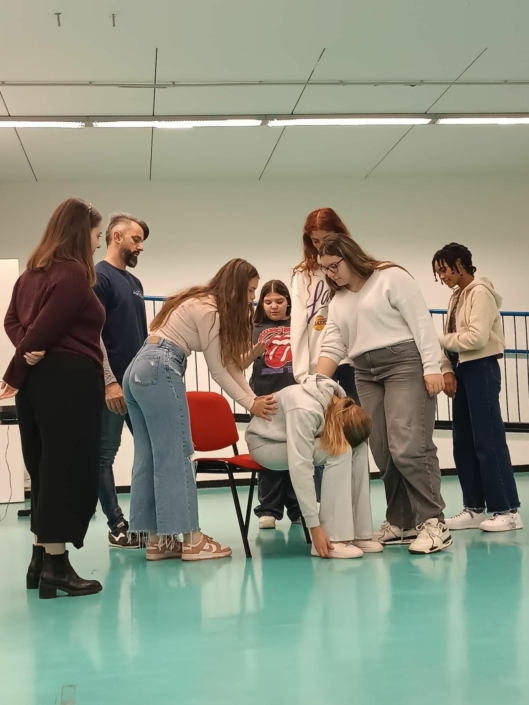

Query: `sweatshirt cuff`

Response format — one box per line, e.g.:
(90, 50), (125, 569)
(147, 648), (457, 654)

(303, 512), (320, 529)
(441, 360), (454, 375)
(423, 363), (442, 376)
(241, 394), (257, 412)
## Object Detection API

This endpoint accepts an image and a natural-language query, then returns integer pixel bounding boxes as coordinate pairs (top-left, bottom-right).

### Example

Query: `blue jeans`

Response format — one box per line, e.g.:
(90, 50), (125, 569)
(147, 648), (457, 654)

(453, 356), (520, 513)
(123, 339), (200, 536)
(99, 406), (133, 530)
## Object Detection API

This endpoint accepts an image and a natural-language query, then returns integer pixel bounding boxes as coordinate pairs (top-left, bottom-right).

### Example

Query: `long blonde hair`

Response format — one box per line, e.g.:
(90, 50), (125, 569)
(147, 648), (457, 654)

(320, 396), (372, 456)
(151, 258), (258, 370)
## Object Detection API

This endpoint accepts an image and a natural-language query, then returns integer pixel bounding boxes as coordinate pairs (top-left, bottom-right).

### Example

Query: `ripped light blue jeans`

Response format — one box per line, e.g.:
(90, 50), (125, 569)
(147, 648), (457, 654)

(123, 338), (200, 536)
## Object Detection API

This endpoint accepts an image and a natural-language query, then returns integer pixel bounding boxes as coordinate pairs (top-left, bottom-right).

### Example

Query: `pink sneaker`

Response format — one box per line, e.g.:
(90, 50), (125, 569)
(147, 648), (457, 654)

(146, 536), (182, 561)
(182, 534), (232, 561)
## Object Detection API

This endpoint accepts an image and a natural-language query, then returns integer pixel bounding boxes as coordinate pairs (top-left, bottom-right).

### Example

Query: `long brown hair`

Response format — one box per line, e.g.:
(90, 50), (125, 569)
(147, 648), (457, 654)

(320, 396), (372, 455)
(320, 233), (406, 296)
(254, 280), (291, 325)
(27, 198), (101, 286)
(151, 258), (259, 370)
(293, 207), (352, 276)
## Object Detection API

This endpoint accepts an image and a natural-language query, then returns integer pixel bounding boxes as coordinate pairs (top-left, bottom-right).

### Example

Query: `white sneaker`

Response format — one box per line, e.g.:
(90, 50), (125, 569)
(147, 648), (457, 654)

(259, 516), (276, 530)
(311, 541), (364, 559)
(408, 518), (453, 555)
(352, 539), (384, 553)
(480, 511), (523, 533)
(445, 508), (486, 530)
(374, 521), (418, 546)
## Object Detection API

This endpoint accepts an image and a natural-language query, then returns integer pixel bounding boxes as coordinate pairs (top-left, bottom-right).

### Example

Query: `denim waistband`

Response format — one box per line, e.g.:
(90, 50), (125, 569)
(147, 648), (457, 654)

(142, 337), (187, 362)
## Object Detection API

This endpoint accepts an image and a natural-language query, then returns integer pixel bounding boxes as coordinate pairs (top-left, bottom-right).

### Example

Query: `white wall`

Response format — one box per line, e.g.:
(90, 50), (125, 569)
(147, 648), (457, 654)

(1, 177), (529, 310)
(1, 176), (529, 487)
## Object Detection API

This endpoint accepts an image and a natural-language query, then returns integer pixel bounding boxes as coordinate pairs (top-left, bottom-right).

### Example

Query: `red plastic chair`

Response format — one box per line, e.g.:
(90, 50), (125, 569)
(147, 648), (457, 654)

(186, 391), (311, 558)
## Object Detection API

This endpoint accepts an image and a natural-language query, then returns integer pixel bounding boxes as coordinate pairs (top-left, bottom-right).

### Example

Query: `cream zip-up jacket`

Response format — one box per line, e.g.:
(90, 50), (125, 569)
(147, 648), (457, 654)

(441, 277), (505, 374)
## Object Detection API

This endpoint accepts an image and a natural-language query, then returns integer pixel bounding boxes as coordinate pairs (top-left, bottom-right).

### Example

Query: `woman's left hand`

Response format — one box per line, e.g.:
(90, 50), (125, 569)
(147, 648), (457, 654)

(24, 350), (46, 366)
(424, 374), (445, 397)
(0, 382), (18, 400)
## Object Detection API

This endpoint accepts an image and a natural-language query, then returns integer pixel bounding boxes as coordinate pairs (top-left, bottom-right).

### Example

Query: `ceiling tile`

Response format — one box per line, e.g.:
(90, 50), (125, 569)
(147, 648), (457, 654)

(0, 129), (35, 181)
(1, 87), (154, 117)
(18, 129), (151, 181)
(155, 86), (301, 117)
(262, 126), (409, 178)
(373, 125), (529, 176)
(151, 128), (279, 179)
(294, 85), (442, 115)
(430, 85), (529, 114)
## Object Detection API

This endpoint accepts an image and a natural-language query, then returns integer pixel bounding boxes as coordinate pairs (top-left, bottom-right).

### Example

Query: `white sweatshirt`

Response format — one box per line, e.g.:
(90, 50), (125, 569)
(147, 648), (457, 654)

(291, 269), (334, 382)
(320, 267), (442, 375)
(154, 297), (256, 410)
(246, 374), (345, 527)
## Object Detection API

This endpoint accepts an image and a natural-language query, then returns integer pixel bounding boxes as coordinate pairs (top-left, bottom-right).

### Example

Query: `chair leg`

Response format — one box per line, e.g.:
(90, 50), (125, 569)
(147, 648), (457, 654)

(245, 472), (257, 535)
(227, 468), (252, 559)
(301, 516), (312, 544)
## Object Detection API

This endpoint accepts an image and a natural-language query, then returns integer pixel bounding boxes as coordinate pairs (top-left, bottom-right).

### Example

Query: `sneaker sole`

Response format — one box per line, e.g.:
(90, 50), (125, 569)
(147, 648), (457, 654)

(259, 526), (276, 530)
(108, 543), (142, 549)
(310, 550), (363, 559)
(146, 553), (182, 561)
(354, 544), (384, 553)
(408, 537), (453, 555)
(480, 525), (523, 533)
(378, 537), (416, 546)
(182, 551), (232, 561)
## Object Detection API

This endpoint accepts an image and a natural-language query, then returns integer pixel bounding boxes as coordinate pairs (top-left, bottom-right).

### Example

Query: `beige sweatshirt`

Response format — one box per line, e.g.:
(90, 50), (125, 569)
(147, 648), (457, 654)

(441, 277), (505, 374)
(154, 297), (256, 411)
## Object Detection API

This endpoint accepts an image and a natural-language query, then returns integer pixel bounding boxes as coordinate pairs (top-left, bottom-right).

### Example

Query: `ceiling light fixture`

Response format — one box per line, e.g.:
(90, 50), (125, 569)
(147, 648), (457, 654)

(92, 119), (262, 128)
(437, 117), (529, 125)
(267, 117), (432, 127)
(0, 120), (85, 128)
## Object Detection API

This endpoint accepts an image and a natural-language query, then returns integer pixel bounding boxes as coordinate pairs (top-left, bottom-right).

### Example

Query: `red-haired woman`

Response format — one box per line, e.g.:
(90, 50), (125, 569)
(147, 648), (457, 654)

(291, 208), (362, 501)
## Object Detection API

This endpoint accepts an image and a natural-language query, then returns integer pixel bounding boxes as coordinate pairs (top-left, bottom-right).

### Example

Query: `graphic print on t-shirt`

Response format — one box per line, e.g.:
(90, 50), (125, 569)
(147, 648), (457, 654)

(257, 325), (292, 371)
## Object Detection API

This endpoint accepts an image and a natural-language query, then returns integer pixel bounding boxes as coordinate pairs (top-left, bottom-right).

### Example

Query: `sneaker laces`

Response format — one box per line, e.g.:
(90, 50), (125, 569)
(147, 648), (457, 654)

(451, 509), (473, 521)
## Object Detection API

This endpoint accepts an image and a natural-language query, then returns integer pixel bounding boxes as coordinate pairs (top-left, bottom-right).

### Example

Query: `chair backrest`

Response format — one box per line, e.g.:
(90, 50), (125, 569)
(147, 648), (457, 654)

(186, 392), (240, 452)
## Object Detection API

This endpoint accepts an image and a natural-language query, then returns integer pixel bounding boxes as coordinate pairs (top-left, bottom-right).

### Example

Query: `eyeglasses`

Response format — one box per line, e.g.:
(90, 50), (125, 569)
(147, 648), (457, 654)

(319, 258), (343, 275)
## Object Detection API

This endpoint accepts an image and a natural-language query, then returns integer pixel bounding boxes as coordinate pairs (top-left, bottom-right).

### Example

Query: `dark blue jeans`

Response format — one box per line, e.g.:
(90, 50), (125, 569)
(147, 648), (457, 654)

(254, 470), (301, 521)
(315, 364), (360, 502)
(99, 405), (133, 530)
(453, 356), (520, 513)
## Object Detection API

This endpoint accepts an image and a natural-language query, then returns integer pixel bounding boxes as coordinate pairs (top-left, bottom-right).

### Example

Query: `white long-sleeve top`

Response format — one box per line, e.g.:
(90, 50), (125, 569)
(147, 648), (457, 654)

(291, 269), (334, 382)
(154, 297), (256, 410)
(320, 268), (442, 375)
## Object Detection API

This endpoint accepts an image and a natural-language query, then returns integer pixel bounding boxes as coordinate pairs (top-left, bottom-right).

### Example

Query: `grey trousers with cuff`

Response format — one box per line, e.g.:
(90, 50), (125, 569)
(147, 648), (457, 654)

(249, 440), (373, 542)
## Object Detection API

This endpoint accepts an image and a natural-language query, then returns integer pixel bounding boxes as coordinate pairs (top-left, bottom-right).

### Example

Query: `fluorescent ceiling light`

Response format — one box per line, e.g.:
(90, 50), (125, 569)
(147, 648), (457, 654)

(268, 117), (432, 127)
(0, 121), (84, 128)
(93, 119), (262, 128)
(437, 117), (529, 125)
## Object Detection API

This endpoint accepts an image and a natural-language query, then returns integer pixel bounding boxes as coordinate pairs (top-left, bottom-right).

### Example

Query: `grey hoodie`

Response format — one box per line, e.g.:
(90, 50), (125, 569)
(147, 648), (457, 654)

(441, 277), (505, 373)
(246, 374), (345, 527)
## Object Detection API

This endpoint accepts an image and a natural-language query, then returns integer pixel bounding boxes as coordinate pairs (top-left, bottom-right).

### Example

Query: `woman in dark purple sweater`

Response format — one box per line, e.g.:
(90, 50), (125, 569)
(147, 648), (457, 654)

(0, 198), (106, 599)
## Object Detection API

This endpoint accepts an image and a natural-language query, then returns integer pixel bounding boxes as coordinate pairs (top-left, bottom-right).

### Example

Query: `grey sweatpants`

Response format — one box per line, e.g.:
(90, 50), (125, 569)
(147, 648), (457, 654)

(249, 440), (373, 542)
(353, 341), (445, 530)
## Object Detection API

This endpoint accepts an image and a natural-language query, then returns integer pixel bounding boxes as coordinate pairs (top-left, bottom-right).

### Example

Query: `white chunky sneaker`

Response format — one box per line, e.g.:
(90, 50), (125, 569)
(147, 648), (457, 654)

(480, 511), (523, 533)
(374, 521), (418, 546)
(259, 516), (276, 530)
(352, 539), (384, 553)
(408, 519), (453, 555)
(445, 508), (486, 531)
(311, 541), (364, 559)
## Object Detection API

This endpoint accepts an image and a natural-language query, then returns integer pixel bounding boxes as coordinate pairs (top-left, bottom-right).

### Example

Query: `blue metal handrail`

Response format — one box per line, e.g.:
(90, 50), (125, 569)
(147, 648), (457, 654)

(143, 296), (529, 426)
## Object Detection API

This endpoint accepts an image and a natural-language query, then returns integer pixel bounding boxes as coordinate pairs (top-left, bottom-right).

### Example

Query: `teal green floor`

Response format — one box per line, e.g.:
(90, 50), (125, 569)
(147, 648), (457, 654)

(1, 475), (529, 705)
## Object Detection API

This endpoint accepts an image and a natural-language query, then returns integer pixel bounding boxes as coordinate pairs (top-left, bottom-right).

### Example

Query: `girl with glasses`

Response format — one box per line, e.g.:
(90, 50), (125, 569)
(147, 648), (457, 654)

(316, 234), (452, 555)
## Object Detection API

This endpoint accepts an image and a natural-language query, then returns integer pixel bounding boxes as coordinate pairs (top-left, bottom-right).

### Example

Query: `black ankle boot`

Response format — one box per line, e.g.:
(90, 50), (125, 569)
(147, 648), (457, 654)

(39, 551), (103, 599)
(26, 545), (45, 589)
